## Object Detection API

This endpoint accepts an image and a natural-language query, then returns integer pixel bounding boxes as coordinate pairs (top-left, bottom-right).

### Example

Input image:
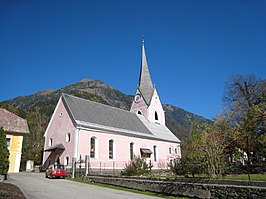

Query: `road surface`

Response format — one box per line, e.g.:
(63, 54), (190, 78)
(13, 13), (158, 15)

(7, 172), (160, 199)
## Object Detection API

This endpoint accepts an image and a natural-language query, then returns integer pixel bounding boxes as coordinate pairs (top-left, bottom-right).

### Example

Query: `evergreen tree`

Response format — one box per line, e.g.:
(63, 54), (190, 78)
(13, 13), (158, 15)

(0, 127), (9, 174)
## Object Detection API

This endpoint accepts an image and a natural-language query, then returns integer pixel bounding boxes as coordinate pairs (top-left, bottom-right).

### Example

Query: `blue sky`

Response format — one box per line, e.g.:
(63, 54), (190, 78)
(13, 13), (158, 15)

(0, 0), (265, 119)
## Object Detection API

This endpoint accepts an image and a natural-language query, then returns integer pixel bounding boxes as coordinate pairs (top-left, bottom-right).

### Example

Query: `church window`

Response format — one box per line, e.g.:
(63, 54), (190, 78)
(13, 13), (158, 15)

(130, 142), (134, 160)
(153, 145), (157, 162)
(66, 132), (71, 143)
(90, 137), (96, 158)
(49, 138), (53, 146)
(155, 111), (158, 121)
(65, 156), (69, 166)
(169, 147), (172, 154)
(109, 139), (114, 159)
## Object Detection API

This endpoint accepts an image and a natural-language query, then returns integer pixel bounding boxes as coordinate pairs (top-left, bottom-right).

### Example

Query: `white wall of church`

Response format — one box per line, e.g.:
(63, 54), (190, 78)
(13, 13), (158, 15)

(42, 97), (76, 168)
(77, 128), (181, 170)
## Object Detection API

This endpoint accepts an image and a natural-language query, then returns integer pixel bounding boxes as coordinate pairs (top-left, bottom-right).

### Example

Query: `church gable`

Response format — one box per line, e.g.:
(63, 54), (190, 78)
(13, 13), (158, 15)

(130, 88), (148, 116)
(147, 88), (165, 125)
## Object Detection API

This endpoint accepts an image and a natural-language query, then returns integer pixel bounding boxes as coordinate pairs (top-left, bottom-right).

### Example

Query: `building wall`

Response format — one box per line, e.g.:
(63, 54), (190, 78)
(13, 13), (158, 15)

(43, 97), (76, 168)
(7, 134), (23, 173)
(77, 128), (181, 170)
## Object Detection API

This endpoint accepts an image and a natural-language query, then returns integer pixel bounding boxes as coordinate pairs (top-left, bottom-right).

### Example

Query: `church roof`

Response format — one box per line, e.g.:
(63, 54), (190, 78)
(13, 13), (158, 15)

(62, 93), (180, 143)
(0, 108), (29, 134)
(138, 38), (155, 105)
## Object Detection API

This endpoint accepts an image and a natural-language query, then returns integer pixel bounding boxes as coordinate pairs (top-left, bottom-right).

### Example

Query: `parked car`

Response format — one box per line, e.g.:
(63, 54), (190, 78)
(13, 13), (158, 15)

(45, 164), (66, 179)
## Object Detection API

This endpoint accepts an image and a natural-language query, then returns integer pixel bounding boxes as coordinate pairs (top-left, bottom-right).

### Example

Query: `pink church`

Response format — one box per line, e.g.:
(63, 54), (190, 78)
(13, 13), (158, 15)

(42, 39), (181, 171)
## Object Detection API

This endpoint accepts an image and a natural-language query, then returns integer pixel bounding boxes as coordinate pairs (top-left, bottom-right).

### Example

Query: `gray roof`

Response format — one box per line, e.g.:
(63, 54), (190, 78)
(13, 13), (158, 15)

(62, 94), (180, 143)
(138, 39), (154, 105)
(0, 108), (29, 134)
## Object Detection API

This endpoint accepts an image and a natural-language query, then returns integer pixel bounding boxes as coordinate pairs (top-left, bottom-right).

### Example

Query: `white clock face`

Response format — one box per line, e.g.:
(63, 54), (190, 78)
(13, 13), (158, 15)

(134, 94), (141, 103)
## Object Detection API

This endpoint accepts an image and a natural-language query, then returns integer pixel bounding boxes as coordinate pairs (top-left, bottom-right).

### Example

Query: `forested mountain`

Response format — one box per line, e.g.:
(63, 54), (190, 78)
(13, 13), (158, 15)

(1, 78), (212, 169)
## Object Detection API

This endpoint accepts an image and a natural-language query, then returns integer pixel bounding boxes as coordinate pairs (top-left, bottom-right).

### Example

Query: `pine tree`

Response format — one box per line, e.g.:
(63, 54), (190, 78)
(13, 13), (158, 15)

(0, 127), (9, 175)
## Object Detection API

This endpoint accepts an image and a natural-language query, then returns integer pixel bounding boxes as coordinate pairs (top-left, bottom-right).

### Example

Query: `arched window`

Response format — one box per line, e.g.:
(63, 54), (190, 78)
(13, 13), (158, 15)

(109, 139), (114, 159)
(130, 142), (134, 160)
(49, 138), (53, 146)
(155, 111), (158, 121)
(65, 156), (69, 166)
(90, 137), (96, 158)
(137, 110), (142, 115)
(153, 145), (157, 162)
(66, 132), (71, 143)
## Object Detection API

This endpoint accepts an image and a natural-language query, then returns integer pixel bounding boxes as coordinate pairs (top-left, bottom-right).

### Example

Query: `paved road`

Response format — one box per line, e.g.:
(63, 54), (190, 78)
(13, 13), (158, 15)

(7, 172), (160, 199)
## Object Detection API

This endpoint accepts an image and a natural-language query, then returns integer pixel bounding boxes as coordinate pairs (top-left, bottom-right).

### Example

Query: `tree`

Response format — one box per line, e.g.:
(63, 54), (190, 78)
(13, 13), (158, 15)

(0, 127), (9, 175)
(20, 107), (49, 170)
(222, 74), (266, 177)
(171, 122), (227, 178)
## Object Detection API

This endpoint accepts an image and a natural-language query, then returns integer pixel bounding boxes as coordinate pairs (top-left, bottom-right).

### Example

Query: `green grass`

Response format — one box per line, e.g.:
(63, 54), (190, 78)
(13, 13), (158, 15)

(66, 178), (189, 199)
(152, 173), (266, 181)
(223, 174), (266, 181)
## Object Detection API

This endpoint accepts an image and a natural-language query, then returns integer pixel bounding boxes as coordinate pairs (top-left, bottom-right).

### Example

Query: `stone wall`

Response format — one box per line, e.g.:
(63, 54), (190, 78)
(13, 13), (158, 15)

(86, 176), (266, 199)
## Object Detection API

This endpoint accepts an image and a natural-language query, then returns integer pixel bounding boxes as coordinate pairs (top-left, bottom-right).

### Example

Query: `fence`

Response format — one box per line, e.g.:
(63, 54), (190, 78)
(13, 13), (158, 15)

(67, 156), (170, 178)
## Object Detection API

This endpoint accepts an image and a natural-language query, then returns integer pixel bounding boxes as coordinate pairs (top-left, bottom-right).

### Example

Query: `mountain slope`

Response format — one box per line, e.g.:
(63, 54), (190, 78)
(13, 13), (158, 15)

(3, 78), (211, 141)
(164, 104), (212, 140)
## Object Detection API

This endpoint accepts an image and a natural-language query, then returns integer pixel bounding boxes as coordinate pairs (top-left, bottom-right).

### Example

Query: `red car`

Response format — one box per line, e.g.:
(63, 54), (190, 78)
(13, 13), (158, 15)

(45, 164), (66, 179)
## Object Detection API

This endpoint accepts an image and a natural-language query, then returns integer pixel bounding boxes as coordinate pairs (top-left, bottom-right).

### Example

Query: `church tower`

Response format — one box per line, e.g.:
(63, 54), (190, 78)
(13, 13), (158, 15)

(130, 38), (165, 125)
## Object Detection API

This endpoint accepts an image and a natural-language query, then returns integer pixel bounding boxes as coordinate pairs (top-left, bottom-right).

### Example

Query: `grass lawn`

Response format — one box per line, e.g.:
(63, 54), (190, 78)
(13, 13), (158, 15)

(152, 173), (266, 181)
(66, 178), (190, 199)
(223, 174), (266, 181)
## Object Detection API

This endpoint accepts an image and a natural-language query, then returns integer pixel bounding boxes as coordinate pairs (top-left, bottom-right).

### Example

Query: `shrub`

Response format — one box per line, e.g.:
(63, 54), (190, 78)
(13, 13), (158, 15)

(169, 157), (204, 177)
(121, 156), (150, 176)
(0, 127), (9, 175)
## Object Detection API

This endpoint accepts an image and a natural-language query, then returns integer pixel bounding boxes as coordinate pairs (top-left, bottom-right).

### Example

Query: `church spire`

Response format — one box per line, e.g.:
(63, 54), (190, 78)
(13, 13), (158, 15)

(138, 36), (154, 105)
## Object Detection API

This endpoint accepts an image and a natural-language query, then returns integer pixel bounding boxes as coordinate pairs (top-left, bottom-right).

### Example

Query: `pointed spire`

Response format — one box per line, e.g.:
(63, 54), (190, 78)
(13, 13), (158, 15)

(138, 36), (154, 105)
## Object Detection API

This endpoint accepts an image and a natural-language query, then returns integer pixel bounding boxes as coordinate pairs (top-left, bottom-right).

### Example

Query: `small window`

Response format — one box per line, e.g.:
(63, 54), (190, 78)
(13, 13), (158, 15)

(137, 110), (142, 115)
(169, 159), (173, 166)
(109, 139), (114, 159)
(130, 142), (134, 160)
(153, 145), (157, 162)
(66, 132), (71, 143)
(155, 111), (158, 121)
(59, 113), (62, 117)
(65, 156), (69, 166)
(49, 138), (53, 146)
(6, 138), (11, 147)
(175, 148), (177, 154)
(90, 137), (96, 158)
(169, 147), (172, 154)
